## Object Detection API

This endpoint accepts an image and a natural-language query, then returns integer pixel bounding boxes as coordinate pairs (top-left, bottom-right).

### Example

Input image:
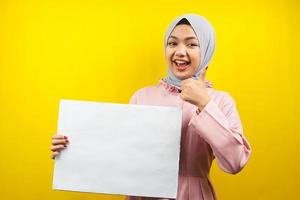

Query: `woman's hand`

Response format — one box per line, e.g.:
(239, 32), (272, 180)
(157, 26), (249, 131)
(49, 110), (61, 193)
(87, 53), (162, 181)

(180, 69), (211, 111)
(50, 134), (69, 159)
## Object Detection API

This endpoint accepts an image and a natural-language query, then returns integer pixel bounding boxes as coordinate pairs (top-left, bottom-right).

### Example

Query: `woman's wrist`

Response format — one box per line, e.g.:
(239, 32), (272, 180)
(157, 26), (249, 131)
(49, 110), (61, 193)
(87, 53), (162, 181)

(196, 97), (211, 111)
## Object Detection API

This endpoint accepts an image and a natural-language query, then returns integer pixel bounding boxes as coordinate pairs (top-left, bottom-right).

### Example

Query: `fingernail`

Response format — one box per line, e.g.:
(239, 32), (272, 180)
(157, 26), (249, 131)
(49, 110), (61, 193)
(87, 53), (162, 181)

(64, 136), (68, 139)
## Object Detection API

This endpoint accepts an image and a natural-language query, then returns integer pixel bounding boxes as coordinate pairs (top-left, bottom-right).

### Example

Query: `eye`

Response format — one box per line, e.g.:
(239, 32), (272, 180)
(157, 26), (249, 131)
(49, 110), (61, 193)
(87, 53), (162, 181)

(168, 42), (177, 46)
(187, 43), (198, 47)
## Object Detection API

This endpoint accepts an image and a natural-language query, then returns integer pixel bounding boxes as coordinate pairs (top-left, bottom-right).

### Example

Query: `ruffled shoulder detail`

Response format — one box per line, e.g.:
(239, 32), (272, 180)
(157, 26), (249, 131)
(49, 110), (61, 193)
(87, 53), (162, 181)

(159, 78), (181, 93)
(159, 78), (213, 93)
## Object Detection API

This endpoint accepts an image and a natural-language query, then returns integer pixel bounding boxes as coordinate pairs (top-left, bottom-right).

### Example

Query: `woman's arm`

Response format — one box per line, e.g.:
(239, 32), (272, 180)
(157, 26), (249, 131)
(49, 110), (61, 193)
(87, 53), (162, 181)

(129, 93), (138, 104)
(188, 92), (251, 174)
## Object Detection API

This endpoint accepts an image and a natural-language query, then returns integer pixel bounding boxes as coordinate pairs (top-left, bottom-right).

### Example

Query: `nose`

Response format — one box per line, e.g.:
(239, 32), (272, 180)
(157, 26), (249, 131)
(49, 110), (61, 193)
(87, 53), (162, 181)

(175, 44), (187, 57)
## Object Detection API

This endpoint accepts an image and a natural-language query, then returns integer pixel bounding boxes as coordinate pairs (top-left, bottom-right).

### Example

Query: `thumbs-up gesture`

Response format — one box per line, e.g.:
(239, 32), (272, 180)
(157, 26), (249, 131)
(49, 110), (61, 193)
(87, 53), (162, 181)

(180, 69), (211, 111)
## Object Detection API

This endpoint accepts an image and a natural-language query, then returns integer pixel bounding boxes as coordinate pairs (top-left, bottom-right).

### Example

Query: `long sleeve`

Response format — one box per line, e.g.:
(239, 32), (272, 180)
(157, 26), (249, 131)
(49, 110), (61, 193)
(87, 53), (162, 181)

(129, 91), (138, 104)
(188, 92), (251, 174)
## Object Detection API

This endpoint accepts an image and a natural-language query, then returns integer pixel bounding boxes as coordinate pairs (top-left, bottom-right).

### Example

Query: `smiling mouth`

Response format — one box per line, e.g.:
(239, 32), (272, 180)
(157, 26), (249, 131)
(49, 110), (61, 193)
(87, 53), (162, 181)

(173, 60), (191, 71)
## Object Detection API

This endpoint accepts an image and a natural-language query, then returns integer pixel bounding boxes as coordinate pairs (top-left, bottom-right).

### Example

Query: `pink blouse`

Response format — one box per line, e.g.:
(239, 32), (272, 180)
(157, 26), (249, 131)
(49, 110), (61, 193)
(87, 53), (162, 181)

(126, 79), (251, 200)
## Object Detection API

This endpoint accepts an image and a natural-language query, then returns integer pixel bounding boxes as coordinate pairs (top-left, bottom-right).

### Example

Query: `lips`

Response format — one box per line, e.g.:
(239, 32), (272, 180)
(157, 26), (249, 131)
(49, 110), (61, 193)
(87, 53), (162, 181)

(173, 60), (191, 71)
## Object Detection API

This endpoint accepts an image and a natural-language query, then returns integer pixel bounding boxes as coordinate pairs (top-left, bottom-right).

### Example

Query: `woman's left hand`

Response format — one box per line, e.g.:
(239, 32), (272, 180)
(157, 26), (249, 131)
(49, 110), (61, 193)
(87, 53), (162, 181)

(180, 69), (211, 111)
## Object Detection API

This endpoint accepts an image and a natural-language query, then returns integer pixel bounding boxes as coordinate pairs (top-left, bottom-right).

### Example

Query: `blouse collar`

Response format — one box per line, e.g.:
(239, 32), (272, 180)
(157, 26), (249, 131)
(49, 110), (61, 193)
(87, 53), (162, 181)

(159, 78), (213, 94)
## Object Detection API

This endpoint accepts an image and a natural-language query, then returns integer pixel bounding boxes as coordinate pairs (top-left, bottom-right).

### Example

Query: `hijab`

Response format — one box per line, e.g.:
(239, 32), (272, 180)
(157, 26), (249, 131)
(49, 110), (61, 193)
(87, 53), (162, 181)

(164, 14), (216, 88)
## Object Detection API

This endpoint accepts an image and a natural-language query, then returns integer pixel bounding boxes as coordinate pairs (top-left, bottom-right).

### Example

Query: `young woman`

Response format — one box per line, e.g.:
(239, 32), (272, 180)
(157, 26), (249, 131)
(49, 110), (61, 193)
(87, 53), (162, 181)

(51, 14), (251, 200)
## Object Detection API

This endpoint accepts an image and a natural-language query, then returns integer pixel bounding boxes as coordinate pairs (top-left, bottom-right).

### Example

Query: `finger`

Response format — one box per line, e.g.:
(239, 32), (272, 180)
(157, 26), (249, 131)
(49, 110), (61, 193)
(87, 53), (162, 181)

(180, 82), (184, 91)
(180, 81), (186, 90)
(180, 92), (184, 100)
(181, 79), (187, 85)
(181, 77), (193, 85)
(180, 92), (186, 100)
(199, 69), (206, 81)
(51, 151), (60, 159)
(181, 78), (192, 90)
(50, 144), (66, 152)
(52, 134), (68, 140)
(52, 139), (68, 145)
(180, 84), (186, 92)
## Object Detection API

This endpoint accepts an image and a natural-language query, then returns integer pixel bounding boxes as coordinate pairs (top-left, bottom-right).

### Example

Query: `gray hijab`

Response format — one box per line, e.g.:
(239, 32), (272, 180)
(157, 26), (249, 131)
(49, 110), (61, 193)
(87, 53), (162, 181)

(164, 14), (216, 88)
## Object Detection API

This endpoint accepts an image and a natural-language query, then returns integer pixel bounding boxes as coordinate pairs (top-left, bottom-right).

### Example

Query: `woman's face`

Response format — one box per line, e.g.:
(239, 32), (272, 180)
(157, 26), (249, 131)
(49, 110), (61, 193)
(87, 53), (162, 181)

(166, 24), (200, 80)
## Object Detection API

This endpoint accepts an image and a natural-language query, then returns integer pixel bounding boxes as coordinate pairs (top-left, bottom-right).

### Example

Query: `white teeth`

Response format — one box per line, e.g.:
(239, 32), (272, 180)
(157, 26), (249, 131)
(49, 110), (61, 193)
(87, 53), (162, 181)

(174, 60), (189, 65)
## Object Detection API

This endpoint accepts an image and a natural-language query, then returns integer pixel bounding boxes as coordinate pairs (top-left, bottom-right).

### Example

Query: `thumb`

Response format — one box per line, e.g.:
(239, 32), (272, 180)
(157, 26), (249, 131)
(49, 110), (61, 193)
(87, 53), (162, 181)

(199, 68), (206, 81)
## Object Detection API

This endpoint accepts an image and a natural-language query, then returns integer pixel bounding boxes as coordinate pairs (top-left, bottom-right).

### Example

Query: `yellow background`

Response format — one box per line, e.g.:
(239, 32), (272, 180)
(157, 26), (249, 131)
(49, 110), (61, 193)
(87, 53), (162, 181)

(1, 0), (299, 199)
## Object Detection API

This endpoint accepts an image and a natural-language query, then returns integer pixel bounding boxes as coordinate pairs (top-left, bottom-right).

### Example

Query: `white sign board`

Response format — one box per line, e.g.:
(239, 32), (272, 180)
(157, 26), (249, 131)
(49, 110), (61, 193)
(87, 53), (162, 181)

(53, 99), (182, 198)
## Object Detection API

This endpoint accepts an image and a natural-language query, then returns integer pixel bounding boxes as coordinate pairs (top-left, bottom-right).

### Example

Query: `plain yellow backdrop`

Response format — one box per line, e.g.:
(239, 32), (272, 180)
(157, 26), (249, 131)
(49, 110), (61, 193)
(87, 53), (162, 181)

(1, 0), (299, 199)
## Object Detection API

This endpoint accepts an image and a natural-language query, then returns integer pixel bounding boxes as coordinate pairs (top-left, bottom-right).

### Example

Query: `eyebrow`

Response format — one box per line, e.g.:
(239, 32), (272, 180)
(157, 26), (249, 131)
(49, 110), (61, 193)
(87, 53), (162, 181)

(169, 35), (198, 41)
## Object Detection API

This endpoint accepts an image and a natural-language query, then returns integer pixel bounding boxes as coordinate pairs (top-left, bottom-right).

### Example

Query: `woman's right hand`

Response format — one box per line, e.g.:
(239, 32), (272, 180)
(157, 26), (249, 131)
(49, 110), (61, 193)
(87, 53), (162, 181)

(51, 134), (69, 159)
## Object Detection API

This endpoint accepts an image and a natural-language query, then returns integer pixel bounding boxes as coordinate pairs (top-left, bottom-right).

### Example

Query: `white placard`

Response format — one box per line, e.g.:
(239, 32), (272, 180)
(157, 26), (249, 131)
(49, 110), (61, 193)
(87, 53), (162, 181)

(53, 99), (182, 198)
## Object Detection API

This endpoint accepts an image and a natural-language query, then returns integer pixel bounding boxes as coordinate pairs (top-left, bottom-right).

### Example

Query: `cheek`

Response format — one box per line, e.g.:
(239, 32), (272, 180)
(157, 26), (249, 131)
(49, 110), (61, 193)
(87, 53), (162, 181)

(165, 50), (174, 63)
(190, 52), (200, 66)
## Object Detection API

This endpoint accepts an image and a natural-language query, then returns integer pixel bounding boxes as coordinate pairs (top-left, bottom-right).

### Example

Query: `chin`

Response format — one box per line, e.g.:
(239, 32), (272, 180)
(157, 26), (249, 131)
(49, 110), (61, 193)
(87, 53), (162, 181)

(172, 69), (193, 80)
